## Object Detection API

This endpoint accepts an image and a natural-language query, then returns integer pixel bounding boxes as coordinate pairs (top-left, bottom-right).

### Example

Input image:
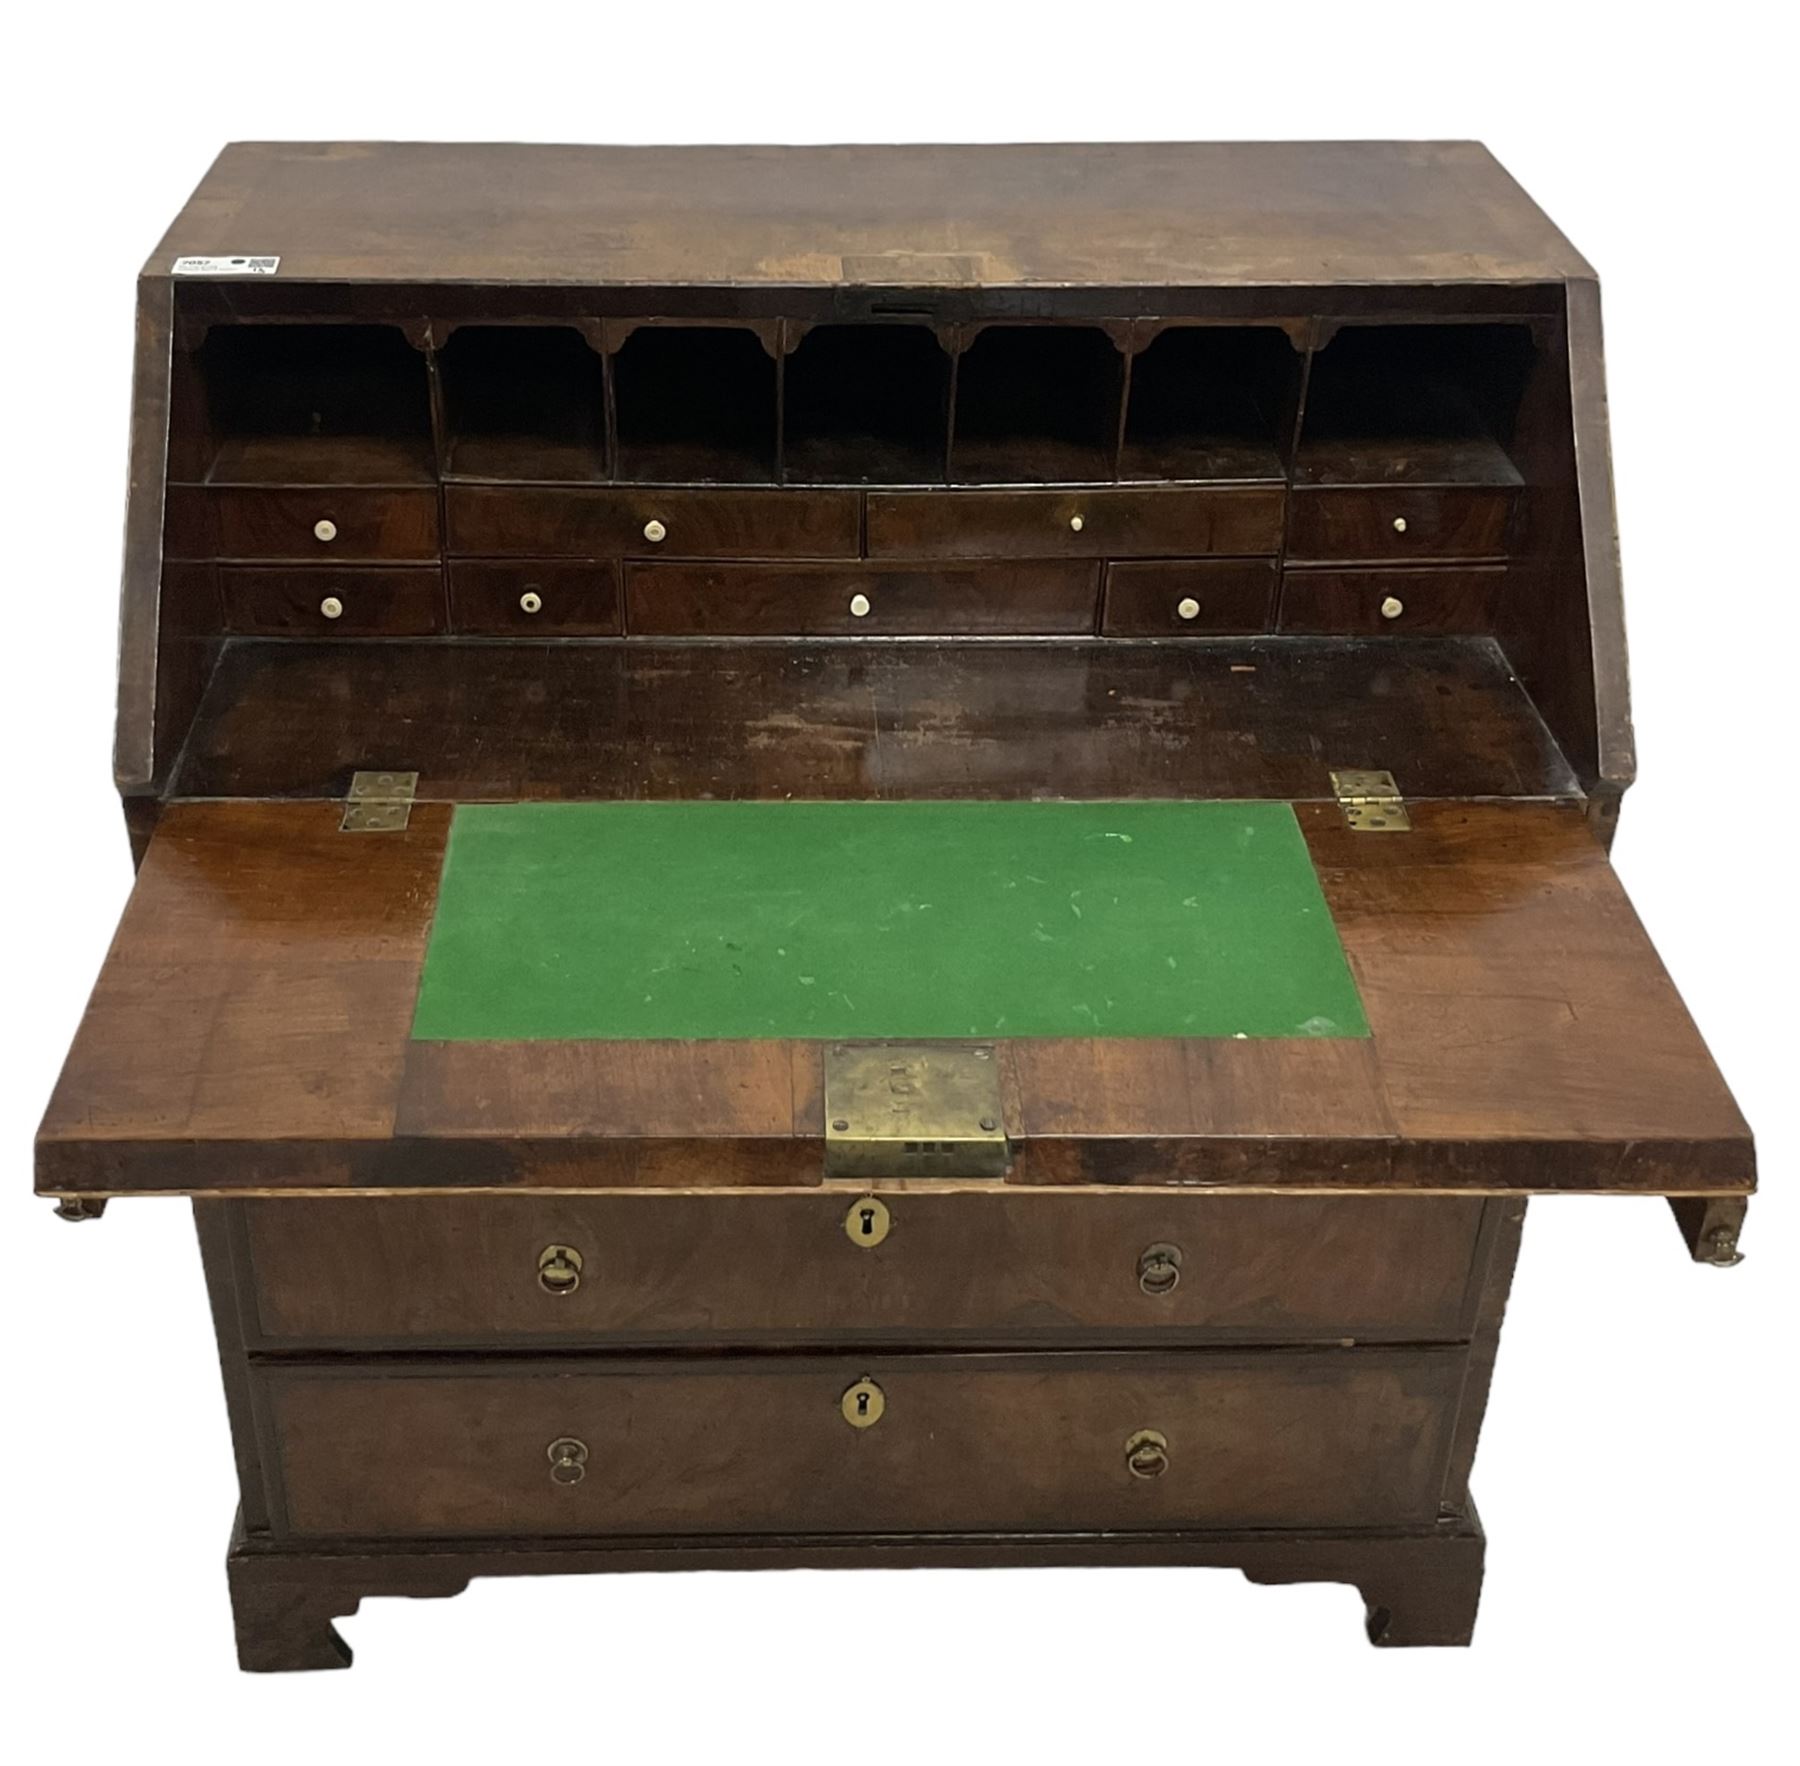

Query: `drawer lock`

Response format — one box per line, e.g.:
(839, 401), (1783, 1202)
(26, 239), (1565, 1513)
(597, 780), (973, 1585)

(823, 1042), (1010, 1180)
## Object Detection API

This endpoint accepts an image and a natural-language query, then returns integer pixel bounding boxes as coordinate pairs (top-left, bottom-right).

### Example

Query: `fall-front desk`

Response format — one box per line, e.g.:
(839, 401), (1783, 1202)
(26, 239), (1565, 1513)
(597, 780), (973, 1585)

(36, 140), (1752, 1669)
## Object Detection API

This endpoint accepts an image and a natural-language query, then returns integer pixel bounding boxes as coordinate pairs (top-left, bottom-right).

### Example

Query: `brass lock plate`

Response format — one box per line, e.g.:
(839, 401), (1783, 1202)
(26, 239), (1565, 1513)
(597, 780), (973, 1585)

(822, 1042), (1009, 1181)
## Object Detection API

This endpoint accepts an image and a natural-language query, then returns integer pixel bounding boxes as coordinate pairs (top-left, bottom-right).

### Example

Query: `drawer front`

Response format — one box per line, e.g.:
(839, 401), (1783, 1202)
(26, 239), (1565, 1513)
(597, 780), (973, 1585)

(263, 1348), (1464, 1539)
(213, 488), (441, 562)
(449, 560), (622, 635)
(1280, 567), (1507, 635)
(221, 567), (447, 636)
(1286, 487), (1515, 562)
(239, 1194), (1485, 1347)
(1102, 560), (1277, 636)
(625, 562), (1101, 636)
(446, 486), (860, 559)
(866, 486), (1285, 561)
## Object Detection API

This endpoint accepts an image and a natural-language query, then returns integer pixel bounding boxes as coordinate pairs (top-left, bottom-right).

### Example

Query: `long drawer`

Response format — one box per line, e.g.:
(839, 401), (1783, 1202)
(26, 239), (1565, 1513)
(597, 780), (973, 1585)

(625, 561), (1101, 635)
(445, 486), (860, 559)
(260, 1347), (1465, 1539)
(866, 486), (1285, 560)
(237, 1194), (1487, 1347)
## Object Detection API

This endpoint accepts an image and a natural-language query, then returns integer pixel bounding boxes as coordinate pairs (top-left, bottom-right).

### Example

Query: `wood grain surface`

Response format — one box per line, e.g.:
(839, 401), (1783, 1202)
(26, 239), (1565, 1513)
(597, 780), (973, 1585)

(36, 799), (1752, 1197)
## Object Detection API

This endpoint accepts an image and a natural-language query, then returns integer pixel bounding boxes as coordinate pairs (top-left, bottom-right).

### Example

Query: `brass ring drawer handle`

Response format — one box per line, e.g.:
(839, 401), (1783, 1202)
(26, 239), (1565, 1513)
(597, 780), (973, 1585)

(1125, 1428), (1169, 1480)
(537, 1244), (584, 1295)
(1137, 1242), (1182, 1296)
(547, 1436), (589, 1485)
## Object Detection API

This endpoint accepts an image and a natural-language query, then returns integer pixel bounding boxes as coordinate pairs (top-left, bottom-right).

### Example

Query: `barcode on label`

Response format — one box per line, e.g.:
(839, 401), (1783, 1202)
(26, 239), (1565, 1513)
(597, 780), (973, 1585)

(171, 255), (281, 276)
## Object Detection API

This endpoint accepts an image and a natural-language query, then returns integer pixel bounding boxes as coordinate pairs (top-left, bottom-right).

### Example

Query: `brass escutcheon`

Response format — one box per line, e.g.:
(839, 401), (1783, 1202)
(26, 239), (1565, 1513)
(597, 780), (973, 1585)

(841, 1378), (886, 1428)
(537, 1244), (584, 1296)
(1125, 1428), (1170, 1480)
(844, 1196), (892, 1248)
(1137, 1242), (1183, 1297)
(547, 1436), (589, 1485)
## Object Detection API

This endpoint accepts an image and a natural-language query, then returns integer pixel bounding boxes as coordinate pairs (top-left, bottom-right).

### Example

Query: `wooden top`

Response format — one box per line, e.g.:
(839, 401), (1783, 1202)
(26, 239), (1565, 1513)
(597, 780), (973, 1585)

(36, 799), (1751, 1200)
(146, 141), (1593, 289)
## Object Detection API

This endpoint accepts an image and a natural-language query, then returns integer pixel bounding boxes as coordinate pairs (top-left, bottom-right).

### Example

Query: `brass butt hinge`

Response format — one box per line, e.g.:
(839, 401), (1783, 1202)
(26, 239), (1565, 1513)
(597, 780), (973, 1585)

(341, 770), (418, 833)
(823, 1042), (1011, 1181)
(1330, 769), (1410, 832)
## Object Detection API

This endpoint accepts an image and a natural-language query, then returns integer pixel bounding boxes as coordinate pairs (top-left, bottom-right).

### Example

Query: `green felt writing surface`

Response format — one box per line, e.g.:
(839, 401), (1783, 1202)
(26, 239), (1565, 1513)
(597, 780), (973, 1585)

(412, 801), (1368, 1042)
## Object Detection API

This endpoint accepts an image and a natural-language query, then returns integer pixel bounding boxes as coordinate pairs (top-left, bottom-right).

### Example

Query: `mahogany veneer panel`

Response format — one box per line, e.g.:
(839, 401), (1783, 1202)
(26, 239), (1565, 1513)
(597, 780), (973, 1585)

(170, 637), (1580, 804)
(1303, 801), (1751, 1153)
(39, 802), (447, 1148)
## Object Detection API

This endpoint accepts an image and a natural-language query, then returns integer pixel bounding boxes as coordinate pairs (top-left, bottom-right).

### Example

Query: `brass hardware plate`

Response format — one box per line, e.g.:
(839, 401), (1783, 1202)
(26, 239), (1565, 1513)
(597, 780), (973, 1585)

(341, 769), (419, 833)
(537, 1243), (584, 1295)
(1125, 1428), (1170, 1479)
(1137, 1242), (1183, 1297)
(844, 1196), (892, 1248)
(547, 1436), (589, 1485)
(841, 1379), (886, 1428)
(823, 1042), (1009, 1180)
(1329, 768), (1410, 832)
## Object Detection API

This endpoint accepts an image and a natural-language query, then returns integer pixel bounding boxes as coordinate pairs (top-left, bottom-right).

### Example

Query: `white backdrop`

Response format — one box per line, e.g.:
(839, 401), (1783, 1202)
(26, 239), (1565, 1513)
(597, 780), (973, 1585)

(1, 6), (1792, 1763)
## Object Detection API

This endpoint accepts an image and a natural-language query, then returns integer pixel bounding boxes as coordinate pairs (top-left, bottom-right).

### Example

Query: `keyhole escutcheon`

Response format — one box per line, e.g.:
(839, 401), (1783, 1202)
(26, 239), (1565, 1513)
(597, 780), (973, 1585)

(841, 1378), (886, 1428)
(843, 1195), (892, 1248)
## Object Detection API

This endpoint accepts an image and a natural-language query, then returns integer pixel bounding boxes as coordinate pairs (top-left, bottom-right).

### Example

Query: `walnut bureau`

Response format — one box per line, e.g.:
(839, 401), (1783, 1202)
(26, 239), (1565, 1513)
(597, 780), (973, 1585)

(37, 141), (1754, 1668)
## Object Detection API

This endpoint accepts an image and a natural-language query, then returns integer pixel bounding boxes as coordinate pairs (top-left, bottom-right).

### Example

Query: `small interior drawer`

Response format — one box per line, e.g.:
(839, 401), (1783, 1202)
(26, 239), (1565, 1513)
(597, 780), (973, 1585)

(1286, 486), (1516, 562)
(866, 486), (1285, 561)
(445, 486), (860, 559)
(1102, 560), (1277, 635)
(449, 560), (622, 635)
(1279, 566), (1507, 634)
(625, 562), (1100, 636)
(261, 1346), (1465, 1539)
(238, 1193), (1486, 1347)
(212, 488), (441, 562)
(221, 567), (447, 636)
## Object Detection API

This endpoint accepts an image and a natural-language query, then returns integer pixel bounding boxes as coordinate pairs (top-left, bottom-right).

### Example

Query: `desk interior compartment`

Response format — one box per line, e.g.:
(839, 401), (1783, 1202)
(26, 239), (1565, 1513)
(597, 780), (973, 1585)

(1121, 325), (1298, 482)
(438, 326), (606, 483)
(1295, 322), (1535, 488)
(952, 324), (1124, 484)
(612, 324), (777, 484)
(783, 323), (951, 484)
(198, 323), (436, 486)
